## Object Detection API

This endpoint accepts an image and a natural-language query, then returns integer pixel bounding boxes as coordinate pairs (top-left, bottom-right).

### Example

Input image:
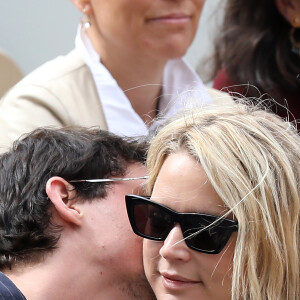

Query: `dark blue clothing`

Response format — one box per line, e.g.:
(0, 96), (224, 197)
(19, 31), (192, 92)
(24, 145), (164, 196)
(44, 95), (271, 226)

(0, 272), (26, 300)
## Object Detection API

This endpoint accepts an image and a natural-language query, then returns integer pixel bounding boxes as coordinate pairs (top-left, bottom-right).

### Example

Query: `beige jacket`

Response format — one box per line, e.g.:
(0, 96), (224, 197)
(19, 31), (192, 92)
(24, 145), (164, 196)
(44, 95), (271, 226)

(0, 49), (233, 152)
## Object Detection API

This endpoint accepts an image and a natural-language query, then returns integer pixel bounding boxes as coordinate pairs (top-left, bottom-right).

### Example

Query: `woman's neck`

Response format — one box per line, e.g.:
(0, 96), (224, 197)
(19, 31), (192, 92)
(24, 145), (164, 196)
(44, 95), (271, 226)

(87, 27), (167, 124)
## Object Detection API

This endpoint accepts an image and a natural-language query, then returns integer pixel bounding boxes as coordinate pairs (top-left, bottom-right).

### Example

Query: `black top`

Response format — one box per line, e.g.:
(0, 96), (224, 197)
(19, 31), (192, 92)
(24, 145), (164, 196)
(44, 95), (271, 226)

(0, 272), (26, 300)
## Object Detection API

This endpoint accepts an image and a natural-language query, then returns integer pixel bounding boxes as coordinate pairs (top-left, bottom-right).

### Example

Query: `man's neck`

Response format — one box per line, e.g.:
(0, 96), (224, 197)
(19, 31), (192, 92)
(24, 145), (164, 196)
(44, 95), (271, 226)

(3, 246), (106, 300)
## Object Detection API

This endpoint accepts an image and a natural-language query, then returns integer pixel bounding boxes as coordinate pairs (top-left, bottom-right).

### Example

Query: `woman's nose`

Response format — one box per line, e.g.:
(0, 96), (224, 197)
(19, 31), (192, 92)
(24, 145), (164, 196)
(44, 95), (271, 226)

(159, 224), (192, 262)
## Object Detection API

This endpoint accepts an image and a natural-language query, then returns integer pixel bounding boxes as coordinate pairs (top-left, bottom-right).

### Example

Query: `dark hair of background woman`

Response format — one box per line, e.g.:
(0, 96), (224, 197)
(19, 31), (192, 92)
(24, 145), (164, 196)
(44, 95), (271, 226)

(209, 0), (300, 120)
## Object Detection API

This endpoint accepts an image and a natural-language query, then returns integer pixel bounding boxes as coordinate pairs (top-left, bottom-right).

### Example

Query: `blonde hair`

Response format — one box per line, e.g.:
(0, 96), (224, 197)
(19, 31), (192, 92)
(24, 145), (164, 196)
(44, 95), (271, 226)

(147, 103), (300, 300)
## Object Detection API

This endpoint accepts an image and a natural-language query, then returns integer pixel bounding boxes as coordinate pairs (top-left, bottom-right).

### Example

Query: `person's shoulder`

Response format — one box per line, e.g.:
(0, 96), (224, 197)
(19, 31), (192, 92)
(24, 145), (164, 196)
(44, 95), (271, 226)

(0, 272), (27, 299)
(206, 87), (234, 105)
(0, 48), (95, 105)
(16, 49), (89, 86)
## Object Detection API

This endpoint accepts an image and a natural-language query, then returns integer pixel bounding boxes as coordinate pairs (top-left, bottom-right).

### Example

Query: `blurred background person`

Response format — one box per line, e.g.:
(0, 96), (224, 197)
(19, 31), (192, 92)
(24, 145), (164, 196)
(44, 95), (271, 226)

(210, 0), (300, 121)
(0, 0), (232, 151)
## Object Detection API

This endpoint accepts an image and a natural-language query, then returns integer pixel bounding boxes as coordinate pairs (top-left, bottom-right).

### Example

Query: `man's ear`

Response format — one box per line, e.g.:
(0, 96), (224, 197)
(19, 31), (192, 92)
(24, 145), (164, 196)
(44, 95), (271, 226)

(46, 176), (82, 226)
(70, 0), (93, 15)
(275, 0), (300, 27)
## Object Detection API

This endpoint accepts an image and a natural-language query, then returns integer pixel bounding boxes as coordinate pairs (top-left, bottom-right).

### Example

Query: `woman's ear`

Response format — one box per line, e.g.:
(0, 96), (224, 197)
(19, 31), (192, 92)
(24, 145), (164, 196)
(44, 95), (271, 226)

(275, 0), (300, 27)
(46, 176), (82, 226)
(71, 0), (93, 15)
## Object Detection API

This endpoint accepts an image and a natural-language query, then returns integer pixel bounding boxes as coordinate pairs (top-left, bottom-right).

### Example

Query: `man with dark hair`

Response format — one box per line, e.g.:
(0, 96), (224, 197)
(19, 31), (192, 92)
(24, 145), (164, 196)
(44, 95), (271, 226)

(0, 127), (155, 300)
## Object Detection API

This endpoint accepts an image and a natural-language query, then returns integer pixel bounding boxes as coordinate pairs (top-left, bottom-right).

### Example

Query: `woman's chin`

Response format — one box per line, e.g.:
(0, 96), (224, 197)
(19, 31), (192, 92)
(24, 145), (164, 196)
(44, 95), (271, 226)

(150, 46), (190, 62)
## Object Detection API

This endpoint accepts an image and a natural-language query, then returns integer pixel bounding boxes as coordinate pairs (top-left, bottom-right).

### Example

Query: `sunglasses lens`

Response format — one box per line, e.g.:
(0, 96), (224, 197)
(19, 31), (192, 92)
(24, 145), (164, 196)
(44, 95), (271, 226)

(133, 203), (172, 239)
(182, 216), (234, 253)
(127, 195), (237, 254)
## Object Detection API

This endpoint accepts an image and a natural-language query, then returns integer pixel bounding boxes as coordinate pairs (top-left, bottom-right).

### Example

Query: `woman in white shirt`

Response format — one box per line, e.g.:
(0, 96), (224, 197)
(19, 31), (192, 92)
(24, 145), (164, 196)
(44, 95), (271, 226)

(0, 0), (231, 149)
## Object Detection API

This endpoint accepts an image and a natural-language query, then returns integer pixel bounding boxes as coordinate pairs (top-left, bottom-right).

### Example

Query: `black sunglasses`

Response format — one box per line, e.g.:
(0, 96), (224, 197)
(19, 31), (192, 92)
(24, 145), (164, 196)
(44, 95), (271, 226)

(125, 194), (238, 254)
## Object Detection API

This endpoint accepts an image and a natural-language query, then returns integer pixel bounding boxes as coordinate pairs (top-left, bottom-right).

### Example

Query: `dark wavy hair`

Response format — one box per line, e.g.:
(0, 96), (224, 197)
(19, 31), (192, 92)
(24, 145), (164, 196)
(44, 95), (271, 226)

(0, 127), (147, 269)
(210, 0), (300, 92)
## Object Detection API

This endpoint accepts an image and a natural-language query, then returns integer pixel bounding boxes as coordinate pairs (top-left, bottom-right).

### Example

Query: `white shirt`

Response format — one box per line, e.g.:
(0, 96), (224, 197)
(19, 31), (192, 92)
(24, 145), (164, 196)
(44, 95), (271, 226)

(75, 26), (211, 137)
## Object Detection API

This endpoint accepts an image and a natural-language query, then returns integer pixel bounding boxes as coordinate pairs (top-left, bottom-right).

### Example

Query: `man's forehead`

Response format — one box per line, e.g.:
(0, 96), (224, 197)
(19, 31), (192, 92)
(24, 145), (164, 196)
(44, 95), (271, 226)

(124, 162), (147, 177)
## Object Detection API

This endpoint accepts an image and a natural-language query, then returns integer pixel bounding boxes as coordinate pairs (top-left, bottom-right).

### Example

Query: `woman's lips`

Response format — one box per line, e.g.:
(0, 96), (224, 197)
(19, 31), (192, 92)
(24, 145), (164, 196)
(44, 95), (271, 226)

(147, 14), (192, 24)
(161, 273), (201, 290)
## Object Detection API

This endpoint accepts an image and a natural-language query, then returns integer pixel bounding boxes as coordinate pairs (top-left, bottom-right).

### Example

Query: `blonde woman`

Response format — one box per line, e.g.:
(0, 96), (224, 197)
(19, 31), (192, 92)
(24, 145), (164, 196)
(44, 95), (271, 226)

(126, 103), (300, 299)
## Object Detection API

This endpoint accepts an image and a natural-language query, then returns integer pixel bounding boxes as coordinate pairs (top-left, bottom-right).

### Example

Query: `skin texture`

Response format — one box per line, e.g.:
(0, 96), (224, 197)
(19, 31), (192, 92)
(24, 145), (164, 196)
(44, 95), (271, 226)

(73, 163), (155, 300)
(143, 152), (236, 300)
(7, 163), (156, 300)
